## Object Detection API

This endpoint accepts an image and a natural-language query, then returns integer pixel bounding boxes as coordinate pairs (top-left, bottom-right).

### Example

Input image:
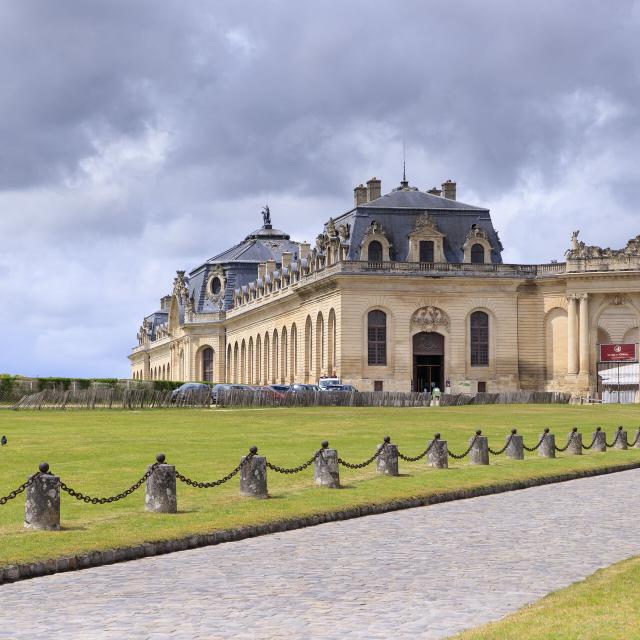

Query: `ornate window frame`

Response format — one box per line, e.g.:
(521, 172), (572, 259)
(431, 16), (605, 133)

(406, 214), (446, 263)
(462, 225), (492, 264)
(359, 221), (392, 262)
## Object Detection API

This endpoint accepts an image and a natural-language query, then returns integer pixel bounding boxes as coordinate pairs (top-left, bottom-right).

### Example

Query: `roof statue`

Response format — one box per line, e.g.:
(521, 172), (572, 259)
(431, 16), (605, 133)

(262, 205), (271, 227)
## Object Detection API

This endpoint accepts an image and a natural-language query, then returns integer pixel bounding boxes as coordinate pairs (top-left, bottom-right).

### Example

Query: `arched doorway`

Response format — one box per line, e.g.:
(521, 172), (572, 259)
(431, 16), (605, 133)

(413, 332), (444, 392)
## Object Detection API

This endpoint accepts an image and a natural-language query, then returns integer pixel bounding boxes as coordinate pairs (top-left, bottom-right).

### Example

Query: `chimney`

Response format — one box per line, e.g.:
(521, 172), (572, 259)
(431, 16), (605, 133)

(354, 184), (367, 206)
(160, 295), (172, 311)
(427, 187), (442, 197)
(266, 259), (276, 275)
(257, 263), (266, 280)
(299, 242), (311, 260)
(441, 180), (456, 200)
(366, 177), (382, 202)
(281, 251), (292, 268)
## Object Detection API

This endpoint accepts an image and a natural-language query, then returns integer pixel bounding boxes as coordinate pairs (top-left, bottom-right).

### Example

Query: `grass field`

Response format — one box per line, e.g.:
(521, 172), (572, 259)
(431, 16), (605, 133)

(454, 555), (640, 639)
(0, 404), (639, 568)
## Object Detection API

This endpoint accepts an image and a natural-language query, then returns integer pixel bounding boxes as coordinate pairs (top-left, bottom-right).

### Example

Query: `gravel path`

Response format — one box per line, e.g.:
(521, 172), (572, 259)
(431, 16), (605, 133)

(2, 469), (639, 639)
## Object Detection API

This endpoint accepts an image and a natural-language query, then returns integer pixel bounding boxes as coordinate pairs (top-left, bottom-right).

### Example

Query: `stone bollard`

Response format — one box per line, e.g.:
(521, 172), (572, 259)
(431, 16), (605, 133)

(538, 429), (555, 458)
(376, 436), (399, 476)
(24, 463), (60, 531)
(469, 430), (489, 465)
(314, 441), (340, 488)
(240, 446), (268, 498)
(592, 427), (606, 453)
(145, 454), (177, 513)
(566, 427), (582, 455)
(614, 426), (628, 450)
(634, 428), (640, 449)
(506, 429), (524, 460)
(427, 434), (448, 469)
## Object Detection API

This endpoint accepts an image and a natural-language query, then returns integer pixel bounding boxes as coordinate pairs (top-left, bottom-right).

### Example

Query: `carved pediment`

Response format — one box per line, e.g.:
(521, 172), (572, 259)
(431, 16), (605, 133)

(411, 306), (450, 331)
(465, 224), (488, 242)
(408, 214), (443, 238)
(364, 220), (387, 238)
(605, 294), (632, 306)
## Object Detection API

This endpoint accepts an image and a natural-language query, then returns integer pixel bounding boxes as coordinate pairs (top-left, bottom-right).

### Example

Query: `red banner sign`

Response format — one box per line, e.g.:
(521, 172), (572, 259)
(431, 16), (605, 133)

(599, 343), (637, 362)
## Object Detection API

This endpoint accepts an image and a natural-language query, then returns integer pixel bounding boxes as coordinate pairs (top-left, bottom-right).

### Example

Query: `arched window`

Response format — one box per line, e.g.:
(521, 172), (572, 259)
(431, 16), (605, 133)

(470, 243), (485, 264)
(368, 310), (387, 366)
(470, 311), (489, 366)
(202, 347), (214, 382)
(368, 240), (383, 263)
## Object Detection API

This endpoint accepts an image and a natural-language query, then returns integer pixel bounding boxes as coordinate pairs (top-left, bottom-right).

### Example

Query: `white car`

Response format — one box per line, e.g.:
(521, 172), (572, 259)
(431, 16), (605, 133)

(318, 377), (341, 391)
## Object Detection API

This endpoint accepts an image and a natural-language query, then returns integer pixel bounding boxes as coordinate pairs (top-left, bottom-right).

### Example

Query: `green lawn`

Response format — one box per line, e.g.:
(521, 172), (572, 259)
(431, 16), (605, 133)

(0, 404), (639, 567)
(454, 555), (640, 639)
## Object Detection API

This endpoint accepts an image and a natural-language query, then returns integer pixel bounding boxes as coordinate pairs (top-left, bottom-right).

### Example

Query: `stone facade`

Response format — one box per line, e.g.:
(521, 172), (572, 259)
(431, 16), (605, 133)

(129, 179), (640, 399)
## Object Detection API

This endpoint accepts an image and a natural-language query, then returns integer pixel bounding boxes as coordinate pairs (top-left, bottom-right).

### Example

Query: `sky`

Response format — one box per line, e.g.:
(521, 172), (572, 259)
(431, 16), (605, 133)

(2, 0), (640, 378)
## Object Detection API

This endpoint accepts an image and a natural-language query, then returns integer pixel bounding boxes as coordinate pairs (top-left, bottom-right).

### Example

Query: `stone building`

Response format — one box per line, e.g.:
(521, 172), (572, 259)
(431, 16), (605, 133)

(129, 177), (640, 399)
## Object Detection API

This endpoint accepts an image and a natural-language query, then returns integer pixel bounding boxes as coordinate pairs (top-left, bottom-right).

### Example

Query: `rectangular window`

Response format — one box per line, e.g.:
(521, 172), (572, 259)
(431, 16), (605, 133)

(477, 381), (487, 393)
(374, 380), (383, 392)
(419, 240), (434, 263)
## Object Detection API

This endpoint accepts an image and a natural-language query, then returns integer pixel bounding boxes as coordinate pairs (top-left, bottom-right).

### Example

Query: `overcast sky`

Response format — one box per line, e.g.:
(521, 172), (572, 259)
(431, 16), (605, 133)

(2, 1), (640, 378)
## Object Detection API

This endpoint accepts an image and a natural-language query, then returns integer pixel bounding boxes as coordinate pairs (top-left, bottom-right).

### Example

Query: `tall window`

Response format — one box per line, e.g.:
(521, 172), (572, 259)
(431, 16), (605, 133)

(419, 240), (434, 263)
(470, 311), (489, 366)
(202, 347), (214, 382)
(368, 240), (383, 263)
(471, 243), (485, 264)
(368, 310), (387, 365)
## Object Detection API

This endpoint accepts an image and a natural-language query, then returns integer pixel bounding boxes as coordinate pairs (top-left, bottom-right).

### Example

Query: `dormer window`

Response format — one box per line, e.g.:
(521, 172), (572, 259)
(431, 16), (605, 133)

(470, 244), (485, 264)
(368, 240), (383, 263)
(419, 240), (434, 263)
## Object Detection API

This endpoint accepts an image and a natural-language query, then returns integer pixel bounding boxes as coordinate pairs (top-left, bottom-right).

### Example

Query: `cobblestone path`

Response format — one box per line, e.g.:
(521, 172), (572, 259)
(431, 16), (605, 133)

(2, 469), (640, 639)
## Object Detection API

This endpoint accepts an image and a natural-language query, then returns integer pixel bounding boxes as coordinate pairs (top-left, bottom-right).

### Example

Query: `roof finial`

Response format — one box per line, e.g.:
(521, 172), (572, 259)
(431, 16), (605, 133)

(400, 134), (408, 188)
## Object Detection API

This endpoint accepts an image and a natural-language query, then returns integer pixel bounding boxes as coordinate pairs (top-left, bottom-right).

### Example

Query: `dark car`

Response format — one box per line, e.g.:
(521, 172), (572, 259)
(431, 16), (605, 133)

(269, 384), (290, 394)
(171, 382), (213, 403)
(290, 383), (320, 393)
(211, 383), (248, 404)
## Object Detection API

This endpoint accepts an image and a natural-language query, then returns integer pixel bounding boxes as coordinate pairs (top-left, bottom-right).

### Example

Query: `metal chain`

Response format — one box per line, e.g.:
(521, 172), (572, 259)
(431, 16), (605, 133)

(488, 433), (515, 456)
(266, 450), (321, 474)
(605, 429), (625, 449)
(0, 473), (39, 506)
(581, 431), (599, 451)
(523, 433), (547, 452)
(397, 440), (435, 462)
(554, 430), (576, 453)
(338, 442), (387, 469)
(628, 430), (640, 448)
(59, 464), (158, 504)
(175, 455), (253, 488)
(448, 434), (479, 460)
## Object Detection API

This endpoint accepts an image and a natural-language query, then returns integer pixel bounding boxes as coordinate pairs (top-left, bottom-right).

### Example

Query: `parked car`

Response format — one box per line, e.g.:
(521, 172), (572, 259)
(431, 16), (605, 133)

(171, 382), (213, 403)
(290, 383), (320, 393)
(269, 384), (290, 394)
(337, 384), (358, 392)
(211, 383), (247, 404)
(318, 377), (341, 391)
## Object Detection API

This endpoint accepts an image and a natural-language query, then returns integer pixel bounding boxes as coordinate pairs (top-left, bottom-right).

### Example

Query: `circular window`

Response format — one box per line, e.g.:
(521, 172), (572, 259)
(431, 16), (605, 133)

(210, 276), (222, 295)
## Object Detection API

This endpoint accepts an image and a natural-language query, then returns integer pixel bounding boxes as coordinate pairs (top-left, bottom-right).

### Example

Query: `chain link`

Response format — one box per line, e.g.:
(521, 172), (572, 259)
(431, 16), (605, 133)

(606, 429), (624, 449)
(448, 434), (479, 460)
(488, 433), (515, 456)
(338, 442), (387, 469)
(522, 432), (547, 452)
(554, 430), (576, 453)
(266, 450), (321, 474)
(0, 473), (39, 506)
(397, 440), (435, 462)
(59, 464), (158, 504)
(628, 430), (640, 448)
(175, 454), (253, 488)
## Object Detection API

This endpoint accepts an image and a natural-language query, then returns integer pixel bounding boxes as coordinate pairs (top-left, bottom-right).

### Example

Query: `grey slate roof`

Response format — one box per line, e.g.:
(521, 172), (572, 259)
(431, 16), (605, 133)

(362, 188), (485, 211)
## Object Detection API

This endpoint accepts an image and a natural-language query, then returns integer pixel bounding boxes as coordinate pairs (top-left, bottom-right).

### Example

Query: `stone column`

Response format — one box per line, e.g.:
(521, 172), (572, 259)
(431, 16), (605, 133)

(427, 435), (448, 468)
(240, 447), (268, 498)
(578, 294), (590, 375)
(614, 426), (628, 450)
(506, 430), (524, 460)
(633, 429), (640, 449)
(469, 431), (489, 465)
(566, 428), (582, 455)
(376, 437), (399, 476)
(538, 430), (555, 458)
(145, 454), (177, 513)
(567, 295), (579, 375)
(314, 442), (340, 488)
(24, 463), (60, 531)
(592, 427), (606, 452)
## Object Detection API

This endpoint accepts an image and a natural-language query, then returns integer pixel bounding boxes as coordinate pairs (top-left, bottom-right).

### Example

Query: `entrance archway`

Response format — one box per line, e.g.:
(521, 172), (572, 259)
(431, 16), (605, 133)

(413, 332), (444, 392)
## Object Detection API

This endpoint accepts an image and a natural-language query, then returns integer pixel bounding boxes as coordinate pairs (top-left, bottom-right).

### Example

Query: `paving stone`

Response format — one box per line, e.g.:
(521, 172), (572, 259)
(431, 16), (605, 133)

(1, 469), (640, 639)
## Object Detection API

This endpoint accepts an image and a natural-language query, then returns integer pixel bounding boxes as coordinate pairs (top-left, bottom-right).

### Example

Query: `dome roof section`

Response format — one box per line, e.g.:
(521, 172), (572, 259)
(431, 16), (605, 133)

(206, 225), (298, 265)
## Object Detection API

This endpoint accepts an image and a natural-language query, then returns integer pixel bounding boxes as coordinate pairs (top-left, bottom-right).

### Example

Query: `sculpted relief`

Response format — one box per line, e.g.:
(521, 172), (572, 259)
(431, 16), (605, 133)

(411, 306), (450, 332)
(566, 230), (640, 260)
